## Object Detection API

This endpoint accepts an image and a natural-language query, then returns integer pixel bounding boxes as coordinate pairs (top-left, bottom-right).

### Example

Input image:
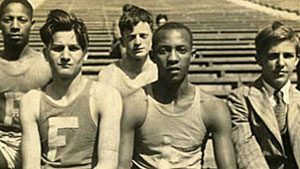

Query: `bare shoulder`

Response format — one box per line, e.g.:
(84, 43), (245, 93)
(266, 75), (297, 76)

(90, 81), (122, 115)
(198, 88), (230, 131)
(20, 89), (42, 120)
(199, 88), (227, 113)
(22, 89), (42, 103)
(91, 81), (121, 98)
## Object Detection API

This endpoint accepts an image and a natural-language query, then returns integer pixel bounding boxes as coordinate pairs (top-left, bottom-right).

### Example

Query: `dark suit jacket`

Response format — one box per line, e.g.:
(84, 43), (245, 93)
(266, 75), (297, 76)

(227, 77), (300, 169)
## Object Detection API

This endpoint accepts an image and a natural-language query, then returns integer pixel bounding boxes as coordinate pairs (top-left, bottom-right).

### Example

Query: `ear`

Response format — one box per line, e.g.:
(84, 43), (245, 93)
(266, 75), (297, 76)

(30, 19), (36, 29)
(295, 56), (299, 66)
(191, 49), (197, 61)
(43, 47), (50, 62)
(31, 19), (36, 25)
(83, 51), (89, 62)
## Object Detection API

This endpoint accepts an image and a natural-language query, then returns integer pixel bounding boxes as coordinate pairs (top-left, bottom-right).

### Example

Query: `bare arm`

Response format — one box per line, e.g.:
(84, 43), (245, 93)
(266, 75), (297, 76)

(227, 89), (269, 169)
(117, 90), (147, 169)
(92, 84), (122, 169)
(20, 90), (41, 169)
(207, 100), (236, 169)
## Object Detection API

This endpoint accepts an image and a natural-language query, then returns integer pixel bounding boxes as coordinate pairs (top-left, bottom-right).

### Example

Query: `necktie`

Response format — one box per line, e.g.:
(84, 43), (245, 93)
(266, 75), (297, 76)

(273, 90), (287, 133)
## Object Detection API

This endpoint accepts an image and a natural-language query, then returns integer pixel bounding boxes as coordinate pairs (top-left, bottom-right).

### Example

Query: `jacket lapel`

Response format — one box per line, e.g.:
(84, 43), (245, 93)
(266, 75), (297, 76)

(247, 78), (283, 147)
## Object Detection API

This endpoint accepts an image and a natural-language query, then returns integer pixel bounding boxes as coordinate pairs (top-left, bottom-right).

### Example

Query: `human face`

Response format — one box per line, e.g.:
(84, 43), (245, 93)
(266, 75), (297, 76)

(0, 3), (33, 47)
(152, 29), (192, 83)
(46, 30), (86, 79)
(122, 22), (152, 60)
(260, 40), (298, 89)
(157, 18), (167, 27)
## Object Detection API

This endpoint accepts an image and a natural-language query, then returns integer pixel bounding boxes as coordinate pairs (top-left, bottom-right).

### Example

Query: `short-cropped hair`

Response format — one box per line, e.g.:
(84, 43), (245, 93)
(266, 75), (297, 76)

(40, 9), (89, 51)
(152, 22), (193, 48)
(255, 21), (299, 62)
(119, 4), (153, 36)
(0, 0), (33, 18)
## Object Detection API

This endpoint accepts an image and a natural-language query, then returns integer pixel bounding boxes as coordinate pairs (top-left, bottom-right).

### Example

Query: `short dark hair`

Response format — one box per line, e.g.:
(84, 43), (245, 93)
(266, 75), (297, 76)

(156, 14), (168, 25)
(0, 0), (33, 18)
(152, 22), (193, 49)
(40, 9), (89, 51)
(119, 4), (153, 36)
(255, 21), (299, 62)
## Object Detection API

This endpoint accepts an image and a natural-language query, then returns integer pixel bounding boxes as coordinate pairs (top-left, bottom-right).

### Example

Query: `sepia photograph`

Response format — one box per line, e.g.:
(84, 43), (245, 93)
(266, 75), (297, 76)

(0, 0), (299, 168)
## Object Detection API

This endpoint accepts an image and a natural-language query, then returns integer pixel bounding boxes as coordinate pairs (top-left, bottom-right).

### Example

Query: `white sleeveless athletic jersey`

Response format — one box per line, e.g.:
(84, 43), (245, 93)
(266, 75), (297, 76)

(38, 80), (97, 168)
(98, 58), (157, 97)
(0, 46), (51, 168)
(132, 86), (211, 169)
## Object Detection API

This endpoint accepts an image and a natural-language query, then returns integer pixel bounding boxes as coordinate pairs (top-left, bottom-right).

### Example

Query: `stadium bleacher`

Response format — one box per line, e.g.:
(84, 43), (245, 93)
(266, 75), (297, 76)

(25, 0), (300, 99)
(1, 0), (300, 168)
(246, 0), (300, 14)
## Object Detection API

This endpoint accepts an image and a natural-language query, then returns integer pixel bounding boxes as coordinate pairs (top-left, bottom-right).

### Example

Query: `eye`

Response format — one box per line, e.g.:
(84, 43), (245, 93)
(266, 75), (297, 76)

(140, 33), (148, 39)
(283, 52), (294, 58)
(158, 47), (168, 54)
(266, 53), (279, 60)
(1, 17), (12, 24)
(126, 35), (135, 41)
(51, 45), (65, 52)
(68, 45), (81, 52)
(177, 46), (188, 54)
(18, 17), (29, 24)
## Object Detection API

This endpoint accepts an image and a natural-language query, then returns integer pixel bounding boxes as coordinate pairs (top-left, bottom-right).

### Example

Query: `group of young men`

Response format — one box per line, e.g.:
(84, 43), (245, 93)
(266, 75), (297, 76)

(0, 0), (299, 168)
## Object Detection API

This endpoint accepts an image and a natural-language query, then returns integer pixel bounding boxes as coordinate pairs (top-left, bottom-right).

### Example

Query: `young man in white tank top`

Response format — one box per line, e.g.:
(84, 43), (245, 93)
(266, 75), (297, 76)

(0, 0), (51, 168)
(98, 4), (157, 97)
(118, 22), (236, 169)
(20, 9), (122, 169)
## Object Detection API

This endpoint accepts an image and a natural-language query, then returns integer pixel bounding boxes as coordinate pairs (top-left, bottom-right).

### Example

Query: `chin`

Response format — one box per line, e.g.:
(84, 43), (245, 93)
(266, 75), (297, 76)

(168, 76), (184, 83)
(10, 40), (25, 46)
(272, 79), (289, 88)
(56, 70), (75, 78)
(134, 54), (147, 60)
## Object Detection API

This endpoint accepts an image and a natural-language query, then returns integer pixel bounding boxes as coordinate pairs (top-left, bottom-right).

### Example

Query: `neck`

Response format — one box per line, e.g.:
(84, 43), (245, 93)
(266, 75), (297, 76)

(262, 75), (287, 91)
(152, 76), (193, 104)
(47, 73), (85, 101)
(2, 43), (27, 61)
(119, 54), (148, 79)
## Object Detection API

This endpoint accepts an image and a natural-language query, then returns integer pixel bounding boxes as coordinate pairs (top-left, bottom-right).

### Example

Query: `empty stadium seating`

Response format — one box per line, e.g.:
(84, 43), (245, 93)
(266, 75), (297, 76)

(24, 0), (299, 99)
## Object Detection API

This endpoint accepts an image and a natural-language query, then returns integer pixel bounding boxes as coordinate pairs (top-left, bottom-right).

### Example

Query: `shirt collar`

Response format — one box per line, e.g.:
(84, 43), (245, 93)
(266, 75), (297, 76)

(262, 79), (290, 104)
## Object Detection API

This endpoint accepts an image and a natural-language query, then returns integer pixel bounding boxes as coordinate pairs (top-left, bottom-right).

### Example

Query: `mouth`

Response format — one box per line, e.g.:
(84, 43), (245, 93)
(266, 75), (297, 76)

(58, 63), (72, 68)
(134, 48), (145, 53)
(273, 70), (289, 76)
(9, 34), (22, 40)
(167, 66), (181, 72)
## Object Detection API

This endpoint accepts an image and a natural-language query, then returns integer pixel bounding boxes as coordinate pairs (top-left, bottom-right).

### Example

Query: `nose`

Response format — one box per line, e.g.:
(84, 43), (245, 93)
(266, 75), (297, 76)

(10, 19), (20, 32)
(169, 49), (179, 61)
(277, 53), (285, 66)
(167, 49), (179, 65)
(61, 46), (71, 62)
(134, 35), (142, 45)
